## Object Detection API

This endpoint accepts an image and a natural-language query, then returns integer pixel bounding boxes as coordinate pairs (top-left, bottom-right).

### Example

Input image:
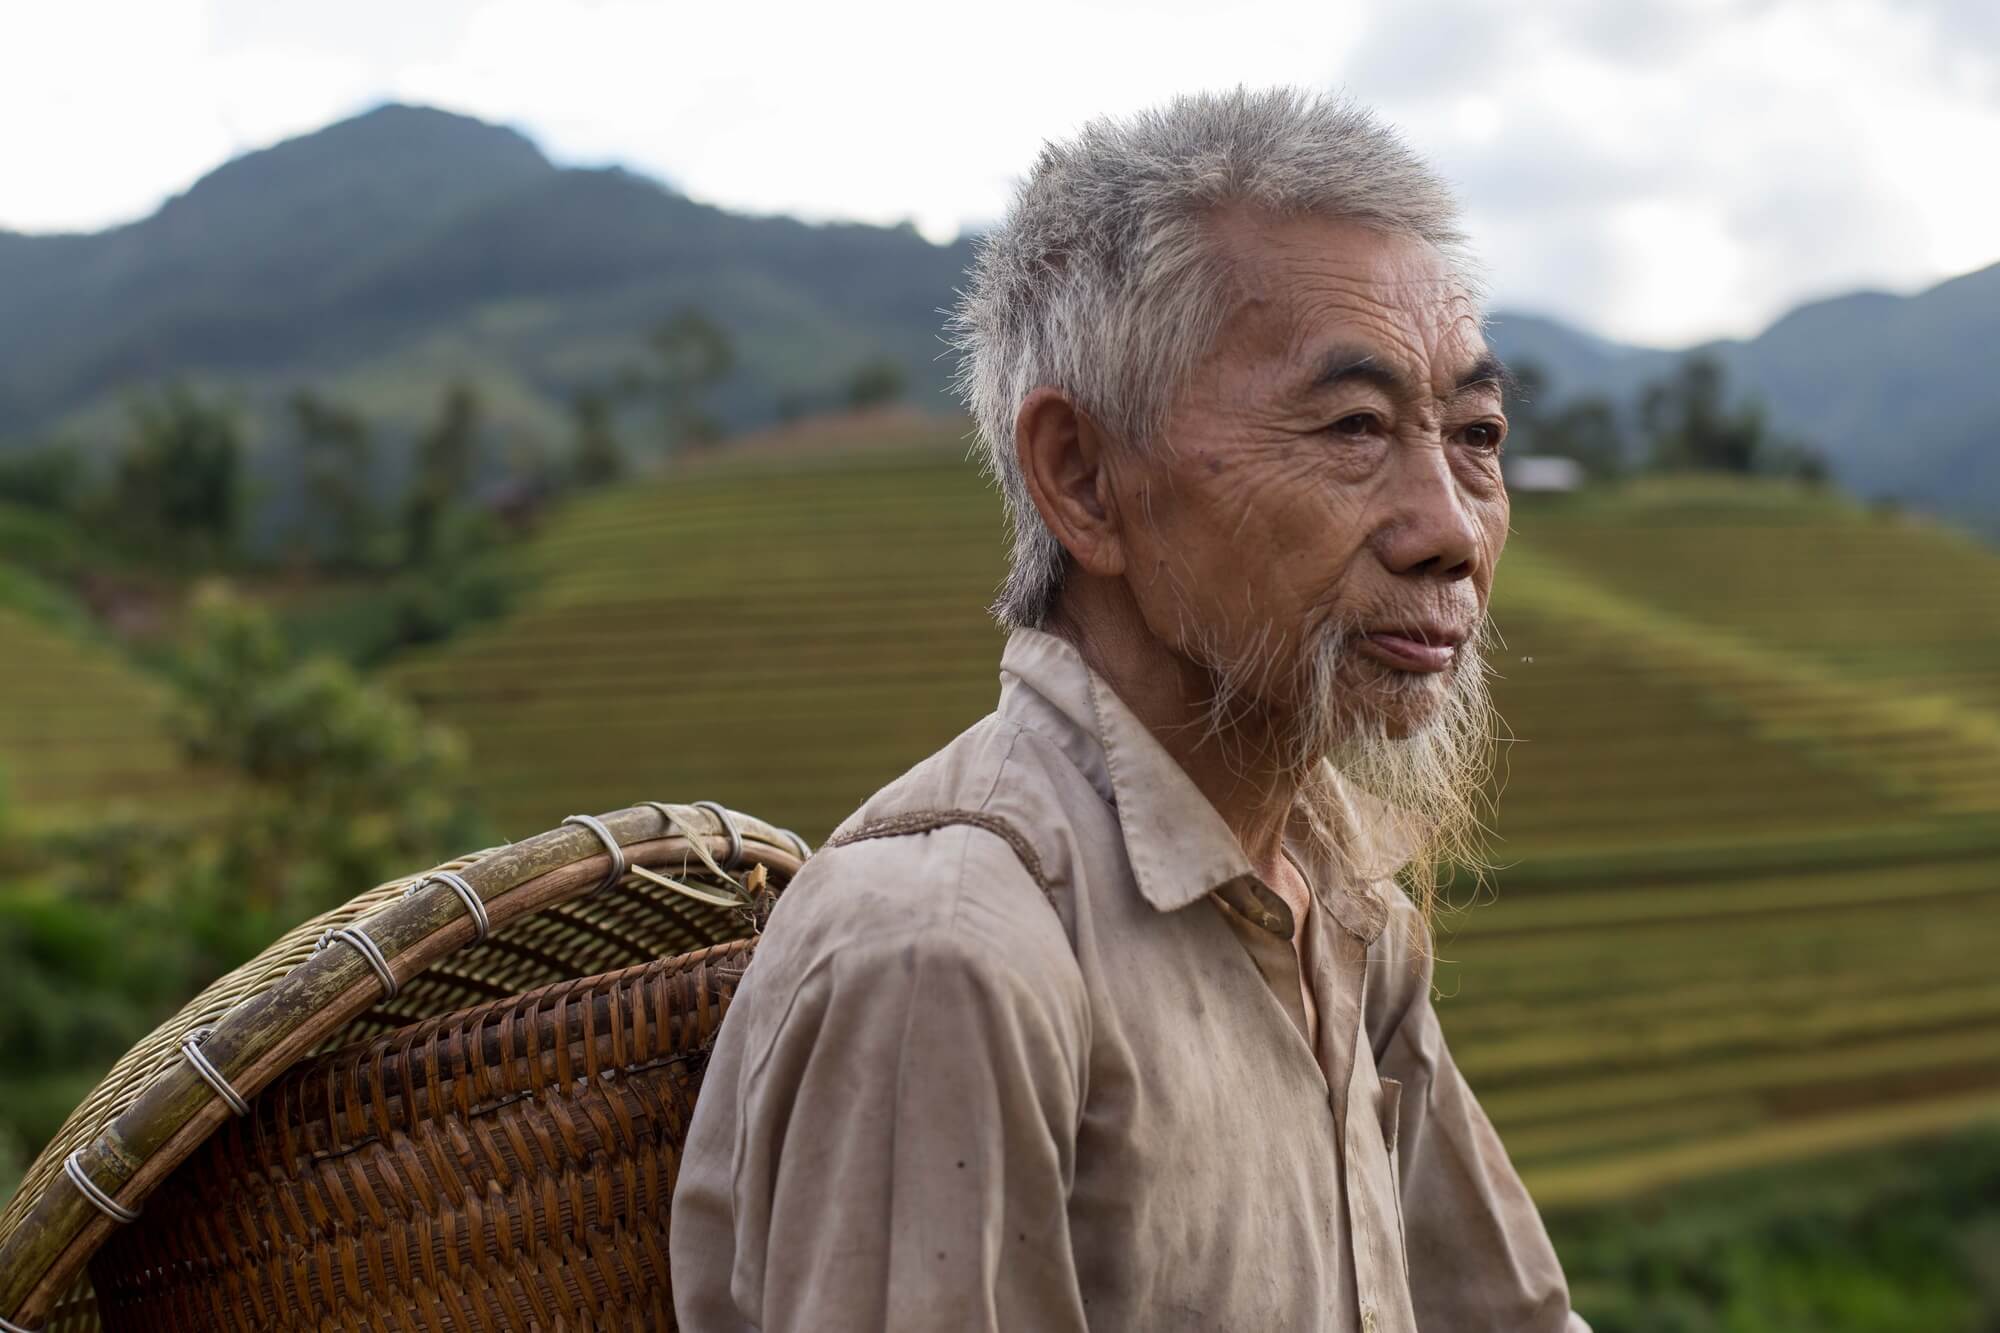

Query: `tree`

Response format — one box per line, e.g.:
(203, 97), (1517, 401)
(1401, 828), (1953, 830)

(647, 309), (734, 451)
(403, 380), (482, 565)
(1536, 398), (1626, 479)
(1640, 354), (1765, 473)
(0, 443), (86, 514)
(164, 582), (478, 965)
(1762, 438), (1833, 485)
(1500, 360), (1624, 479)
(845, 356), (907, 410)
(0, 585), (485, 1159)
(569, 387), (625, 485)
(112, 384), (243, 561)
(290, 389), (376, 569)
(1637, 353), (1830, 480)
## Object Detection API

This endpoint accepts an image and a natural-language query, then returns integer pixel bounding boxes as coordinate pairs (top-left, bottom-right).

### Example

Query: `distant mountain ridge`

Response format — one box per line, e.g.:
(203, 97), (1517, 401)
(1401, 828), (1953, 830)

(0, 104), (975, 446)
(1487, 263), (2000, 531)
(2, 102), (1994, 530)
(0, 108), (553, 402)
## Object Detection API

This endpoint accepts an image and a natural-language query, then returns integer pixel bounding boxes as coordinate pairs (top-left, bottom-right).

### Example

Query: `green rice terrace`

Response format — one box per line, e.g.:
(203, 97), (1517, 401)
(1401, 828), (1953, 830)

(3, 427), (1999, 1219)
(0, 603), (218, 833)
(382, 434), (2000, 1209)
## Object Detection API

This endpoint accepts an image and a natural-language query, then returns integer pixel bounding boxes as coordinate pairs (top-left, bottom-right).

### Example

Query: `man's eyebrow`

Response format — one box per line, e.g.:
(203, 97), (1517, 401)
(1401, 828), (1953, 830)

(1455, 352), (1514, 396)
(1301, 347), (1517, 399)
(1303, 347), (1404, 396)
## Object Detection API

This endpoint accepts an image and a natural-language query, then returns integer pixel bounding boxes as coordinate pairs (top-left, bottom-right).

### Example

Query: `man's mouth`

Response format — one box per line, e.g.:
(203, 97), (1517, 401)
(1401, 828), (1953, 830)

(1356, 623), (1463, 674)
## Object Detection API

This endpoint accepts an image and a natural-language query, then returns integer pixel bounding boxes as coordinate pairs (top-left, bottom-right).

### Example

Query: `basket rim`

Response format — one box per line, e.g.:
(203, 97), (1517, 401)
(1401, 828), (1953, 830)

(0, 801), (807, 1329)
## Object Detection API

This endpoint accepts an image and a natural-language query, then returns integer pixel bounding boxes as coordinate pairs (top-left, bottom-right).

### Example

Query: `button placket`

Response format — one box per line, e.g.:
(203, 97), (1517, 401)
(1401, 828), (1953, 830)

(1344, 978), (1418, 1331)
(1378, 1075), (1408, 1282)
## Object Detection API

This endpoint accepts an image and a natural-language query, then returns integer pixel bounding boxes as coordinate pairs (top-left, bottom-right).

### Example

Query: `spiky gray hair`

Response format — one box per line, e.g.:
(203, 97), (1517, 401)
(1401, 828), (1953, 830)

(946, 85), (1479, 631)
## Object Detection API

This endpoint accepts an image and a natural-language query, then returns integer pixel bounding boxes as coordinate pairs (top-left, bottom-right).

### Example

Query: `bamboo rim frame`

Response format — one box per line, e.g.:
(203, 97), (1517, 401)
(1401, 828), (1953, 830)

(0, 801), (807, 1330)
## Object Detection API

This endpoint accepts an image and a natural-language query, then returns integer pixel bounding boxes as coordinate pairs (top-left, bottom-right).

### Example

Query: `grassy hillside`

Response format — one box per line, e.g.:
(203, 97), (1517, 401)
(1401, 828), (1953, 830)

(388, 436), (2000, 1207)
(0, 604), (219, 832)
(392, 438), (1002, 840)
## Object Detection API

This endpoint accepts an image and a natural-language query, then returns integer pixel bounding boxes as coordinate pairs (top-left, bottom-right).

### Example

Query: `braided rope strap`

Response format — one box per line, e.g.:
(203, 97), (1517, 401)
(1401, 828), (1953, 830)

(179, 1027), (250, 1117)
(563, 814), (627, 893)
(62, 1149), (139, 1226)
(822, 808), (1051, 907)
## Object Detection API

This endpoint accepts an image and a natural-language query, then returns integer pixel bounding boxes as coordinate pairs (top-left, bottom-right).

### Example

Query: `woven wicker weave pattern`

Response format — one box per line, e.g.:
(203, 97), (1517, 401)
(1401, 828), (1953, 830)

(0, 802), (806, 1333)
(90, 941), (751, 1332)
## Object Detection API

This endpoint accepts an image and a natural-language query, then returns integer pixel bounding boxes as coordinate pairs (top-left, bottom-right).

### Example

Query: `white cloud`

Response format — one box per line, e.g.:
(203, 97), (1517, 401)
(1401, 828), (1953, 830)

(1336, 0), (2000, 341)
(0, 0), (1994, 346)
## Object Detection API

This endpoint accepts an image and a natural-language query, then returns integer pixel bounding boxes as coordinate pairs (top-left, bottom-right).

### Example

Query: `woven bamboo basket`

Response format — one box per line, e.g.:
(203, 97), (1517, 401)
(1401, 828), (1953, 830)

(0, 801), (810, 1333)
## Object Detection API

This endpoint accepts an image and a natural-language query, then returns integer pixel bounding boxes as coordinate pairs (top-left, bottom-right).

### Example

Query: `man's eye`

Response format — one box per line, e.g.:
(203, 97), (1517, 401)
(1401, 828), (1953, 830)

(1461, 422), (1505, 451)
(1327, 413), (1380, 437)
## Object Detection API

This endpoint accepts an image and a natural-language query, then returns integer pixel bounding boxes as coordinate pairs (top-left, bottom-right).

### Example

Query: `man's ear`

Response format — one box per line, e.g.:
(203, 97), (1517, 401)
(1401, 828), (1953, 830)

(1015, 387), (1126, 579)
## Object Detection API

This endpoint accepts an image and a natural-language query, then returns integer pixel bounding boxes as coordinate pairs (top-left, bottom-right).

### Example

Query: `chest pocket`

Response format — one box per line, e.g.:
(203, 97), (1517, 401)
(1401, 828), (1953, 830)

(1377, 1075), (1407, 1280)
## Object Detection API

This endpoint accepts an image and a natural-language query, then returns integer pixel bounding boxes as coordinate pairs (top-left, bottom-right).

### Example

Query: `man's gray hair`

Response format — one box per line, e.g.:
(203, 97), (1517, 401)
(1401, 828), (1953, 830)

(946, 85), (1478, 631)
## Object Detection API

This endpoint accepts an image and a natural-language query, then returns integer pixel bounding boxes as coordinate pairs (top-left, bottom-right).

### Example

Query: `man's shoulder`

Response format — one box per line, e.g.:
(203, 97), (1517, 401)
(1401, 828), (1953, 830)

(1362, 884), (1436, 1056)
(822, 709), (1029, 841)
(748, 710), (1086, 999)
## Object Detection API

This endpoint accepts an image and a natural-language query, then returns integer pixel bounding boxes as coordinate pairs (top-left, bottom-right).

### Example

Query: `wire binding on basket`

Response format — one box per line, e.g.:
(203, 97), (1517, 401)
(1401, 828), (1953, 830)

(778, 826), (812, 858)
(0, 1310), (39, 1332)
(563, 813), (627, 892)
(62, 1149), (139, 1225)
(179, 1027), (249, 1117)
(315, 924), (400, 1000)
(0, 803), (811, 1333)
(690, 800), (744, 868)
(404, 870), (490, 943)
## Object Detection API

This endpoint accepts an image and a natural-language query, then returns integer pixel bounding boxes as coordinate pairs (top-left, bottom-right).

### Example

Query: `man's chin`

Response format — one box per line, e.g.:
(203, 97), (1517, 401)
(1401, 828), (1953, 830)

(1331, 665), (1449, 741)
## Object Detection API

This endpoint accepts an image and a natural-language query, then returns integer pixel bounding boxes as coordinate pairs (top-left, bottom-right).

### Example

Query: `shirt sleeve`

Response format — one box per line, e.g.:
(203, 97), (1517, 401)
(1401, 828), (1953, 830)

(676, 835), (1092, 1333)
(1368, 903), (1590, 1333)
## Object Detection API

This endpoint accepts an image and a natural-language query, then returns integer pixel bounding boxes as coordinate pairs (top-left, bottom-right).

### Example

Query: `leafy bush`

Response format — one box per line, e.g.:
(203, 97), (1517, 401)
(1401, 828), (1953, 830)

(0, 585), (487, 1165)
(1552, 1126), (2000, 1332)
(0, 447), (88, 516)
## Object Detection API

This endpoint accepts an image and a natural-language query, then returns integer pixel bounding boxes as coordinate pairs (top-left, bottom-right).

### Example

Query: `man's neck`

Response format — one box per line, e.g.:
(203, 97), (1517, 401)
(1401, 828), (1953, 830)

(1046, 577), (1305, 879)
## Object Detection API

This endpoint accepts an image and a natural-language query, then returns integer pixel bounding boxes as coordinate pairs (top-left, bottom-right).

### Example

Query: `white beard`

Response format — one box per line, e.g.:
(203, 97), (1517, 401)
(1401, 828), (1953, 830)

(1183, 609), (1502, 949)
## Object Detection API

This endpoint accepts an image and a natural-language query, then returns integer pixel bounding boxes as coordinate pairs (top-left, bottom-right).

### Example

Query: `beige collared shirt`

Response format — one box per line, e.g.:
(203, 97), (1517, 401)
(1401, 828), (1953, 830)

(671, 626), (1589, 1331)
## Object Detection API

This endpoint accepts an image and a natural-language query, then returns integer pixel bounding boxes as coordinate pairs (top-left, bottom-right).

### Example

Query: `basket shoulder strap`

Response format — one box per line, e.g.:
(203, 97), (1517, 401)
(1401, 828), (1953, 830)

(821, 807), (1061, 917)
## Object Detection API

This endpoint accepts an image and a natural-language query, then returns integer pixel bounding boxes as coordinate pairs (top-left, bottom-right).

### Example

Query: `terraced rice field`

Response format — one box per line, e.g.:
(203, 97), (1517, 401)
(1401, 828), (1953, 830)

(390, 436), (2000, 1199)
(1523, 481), (2000, 701)
(0, 605), (218, 831)
(1439, 847), (2000, 1205)
(394, 445), (1008, 840)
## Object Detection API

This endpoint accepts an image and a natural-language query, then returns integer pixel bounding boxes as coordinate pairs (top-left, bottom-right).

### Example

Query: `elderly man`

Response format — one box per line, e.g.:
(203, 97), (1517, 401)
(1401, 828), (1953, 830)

(670, 86), (1588, 1332)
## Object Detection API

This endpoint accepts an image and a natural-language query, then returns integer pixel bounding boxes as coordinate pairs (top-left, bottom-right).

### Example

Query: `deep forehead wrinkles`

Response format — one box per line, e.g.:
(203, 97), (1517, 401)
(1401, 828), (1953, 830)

(1214, 209), (1489, 403)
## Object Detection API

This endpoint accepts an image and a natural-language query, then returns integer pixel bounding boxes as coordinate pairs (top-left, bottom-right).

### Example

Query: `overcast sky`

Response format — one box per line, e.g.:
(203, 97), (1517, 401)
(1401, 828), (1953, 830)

(4, 0), (1994, 346)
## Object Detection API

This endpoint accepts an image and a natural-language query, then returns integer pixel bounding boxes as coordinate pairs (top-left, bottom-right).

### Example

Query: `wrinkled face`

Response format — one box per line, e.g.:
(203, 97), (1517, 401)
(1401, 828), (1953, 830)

(1112, 210), (1510, 754)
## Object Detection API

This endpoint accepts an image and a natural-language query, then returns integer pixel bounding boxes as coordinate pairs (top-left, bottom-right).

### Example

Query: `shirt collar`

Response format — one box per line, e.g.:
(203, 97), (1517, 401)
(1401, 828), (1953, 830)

(997, 625), (1390, 945)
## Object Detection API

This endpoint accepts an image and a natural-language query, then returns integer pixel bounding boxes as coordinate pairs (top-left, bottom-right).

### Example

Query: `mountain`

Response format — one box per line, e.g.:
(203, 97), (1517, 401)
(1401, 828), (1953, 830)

(1, 102), (1994, 530)
(1487, 263), (2000, 532)
(1481, 310), (1663, 398)
(0, 107), (553, 415)
(1714, 263), (2000, 520)
(0, 103), (976, 448)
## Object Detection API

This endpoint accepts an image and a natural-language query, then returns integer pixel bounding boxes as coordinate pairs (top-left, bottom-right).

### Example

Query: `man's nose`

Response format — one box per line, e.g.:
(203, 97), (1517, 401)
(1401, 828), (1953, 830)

(1374, 443), (1483, 581)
